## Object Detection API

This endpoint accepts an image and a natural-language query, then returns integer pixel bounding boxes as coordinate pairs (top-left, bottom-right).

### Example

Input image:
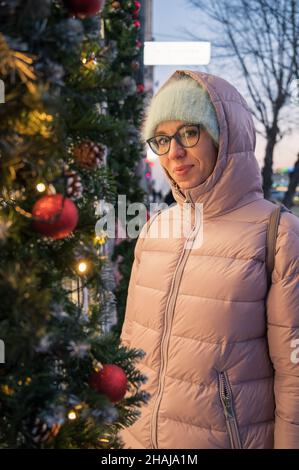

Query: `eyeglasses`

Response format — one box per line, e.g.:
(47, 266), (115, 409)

(146, 124), (201, 156)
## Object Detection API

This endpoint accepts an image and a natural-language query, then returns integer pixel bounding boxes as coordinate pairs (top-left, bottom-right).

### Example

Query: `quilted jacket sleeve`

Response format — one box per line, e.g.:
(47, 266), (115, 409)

(266, 211), (299, 448)
(119, 222), (147, 349)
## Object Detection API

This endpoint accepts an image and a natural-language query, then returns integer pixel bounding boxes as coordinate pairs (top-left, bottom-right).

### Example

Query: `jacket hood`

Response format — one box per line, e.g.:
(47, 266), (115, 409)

(153, 70), (264, 219)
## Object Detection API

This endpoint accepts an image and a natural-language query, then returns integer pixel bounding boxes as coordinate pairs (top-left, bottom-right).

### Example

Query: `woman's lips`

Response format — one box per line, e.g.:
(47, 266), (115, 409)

(173, 165), (194, 176)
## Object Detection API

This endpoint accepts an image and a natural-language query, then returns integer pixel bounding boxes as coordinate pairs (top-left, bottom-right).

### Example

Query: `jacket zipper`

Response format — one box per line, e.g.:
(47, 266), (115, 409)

(149, 197), (198, 449)
(218, 371), (242, 449)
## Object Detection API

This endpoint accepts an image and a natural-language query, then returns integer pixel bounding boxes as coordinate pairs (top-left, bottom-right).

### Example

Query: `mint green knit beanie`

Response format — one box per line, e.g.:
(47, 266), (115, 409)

(141, 74), (219, 146)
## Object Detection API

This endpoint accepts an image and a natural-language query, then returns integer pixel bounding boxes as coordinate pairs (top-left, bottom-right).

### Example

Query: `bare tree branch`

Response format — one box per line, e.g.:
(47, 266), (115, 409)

(186, 0), (299, 200)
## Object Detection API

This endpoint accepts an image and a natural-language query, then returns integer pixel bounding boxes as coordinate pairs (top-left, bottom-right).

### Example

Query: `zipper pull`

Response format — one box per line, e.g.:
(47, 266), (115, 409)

(220, 372), (234, 419)
(223, 396), (234, 419)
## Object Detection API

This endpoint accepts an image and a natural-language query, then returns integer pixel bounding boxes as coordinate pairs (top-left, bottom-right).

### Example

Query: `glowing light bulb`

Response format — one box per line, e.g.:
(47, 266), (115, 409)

(94, 234), (107, 245)
(78, 261), (87, 274)
(36, 183), (46, 192)
(68, 411), (77, 420)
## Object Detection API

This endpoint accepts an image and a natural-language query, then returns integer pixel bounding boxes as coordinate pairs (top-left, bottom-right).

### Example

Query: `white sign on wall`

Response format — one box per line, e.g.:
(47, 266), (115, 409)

(144, 41), (211, 66)
(0, 79), (5, 103)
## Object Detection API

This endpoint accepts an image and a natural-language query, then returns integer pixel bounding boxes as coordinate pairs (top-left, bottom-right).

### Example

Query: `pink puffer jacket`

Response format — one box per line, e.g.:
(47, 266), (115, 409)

(119, 70), (299, 449)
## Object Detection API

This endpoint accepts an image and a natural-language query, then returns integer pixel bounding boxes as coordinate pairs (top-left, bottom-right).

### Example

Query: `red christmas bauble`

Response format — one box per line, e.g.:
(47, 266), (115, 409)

(63, 0), (106, 16)
(137, 83), (144, 93)
(32, 194), (78, 240)
(89, 364), (128, 403)
(133, 20), (141, 29)
(132, 2), (140, 18)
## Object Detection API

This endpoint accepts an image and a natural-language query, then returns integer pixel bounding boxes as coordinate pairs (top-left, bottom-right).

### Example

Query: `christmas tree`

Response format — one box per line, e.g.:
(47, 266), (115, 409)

(103, 0), (149, 334)
(0, 0), (148, 449)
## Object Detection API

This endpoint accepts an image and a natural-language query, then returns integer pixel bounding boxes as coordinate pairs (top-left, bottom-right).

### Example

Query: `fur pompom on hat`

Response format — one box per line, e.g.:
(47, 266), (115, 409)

(141, 74), (219, 146)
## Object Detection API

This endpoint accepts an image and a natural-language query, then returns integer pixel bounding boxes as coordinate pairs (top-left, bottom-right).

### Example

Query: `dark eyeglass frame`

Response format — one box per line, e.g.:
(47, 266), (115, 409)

(146, 123), (201, 156)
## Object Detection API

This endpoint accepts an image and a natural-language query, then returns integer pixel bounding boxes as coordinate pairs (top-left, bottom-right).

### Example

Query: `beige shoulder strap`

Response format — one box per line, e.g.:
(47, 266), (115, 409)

(266, 205), (281, 288)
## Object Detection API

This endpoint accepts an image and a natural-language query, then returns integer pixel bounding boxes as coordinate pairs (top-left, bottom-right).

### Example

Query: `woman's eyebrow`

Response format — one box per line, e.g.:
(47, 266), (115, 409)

(154, 129), (167, 135)
(155, 127), (177, 136)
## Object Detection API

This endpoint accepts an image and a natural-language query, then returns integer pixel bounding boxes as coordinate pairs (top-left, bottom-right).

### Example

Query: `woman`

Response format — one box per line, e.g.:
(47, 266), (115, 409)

(119, 70), (299, 449)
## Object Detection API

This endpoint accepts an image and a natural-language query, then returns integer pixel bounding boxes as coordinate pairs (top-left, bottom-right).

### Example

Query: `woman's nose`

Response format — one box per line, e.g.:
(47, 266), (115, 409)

(167, 137), (185, 160)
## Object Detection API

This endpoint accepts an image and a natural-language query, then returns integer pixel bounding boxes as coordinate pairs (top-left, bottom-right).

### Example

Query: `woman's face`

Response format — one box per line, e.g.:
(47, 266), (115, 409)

(156, 120), (218, 190)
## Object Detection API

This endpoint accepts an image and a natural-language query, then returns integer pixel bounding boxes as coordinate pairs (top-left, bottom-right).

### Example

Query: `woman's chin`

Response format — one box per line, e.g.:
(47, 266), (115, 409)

(177, 181), (191, 189)
(175, 176), (208, 190)
(173, 176), (201, 189)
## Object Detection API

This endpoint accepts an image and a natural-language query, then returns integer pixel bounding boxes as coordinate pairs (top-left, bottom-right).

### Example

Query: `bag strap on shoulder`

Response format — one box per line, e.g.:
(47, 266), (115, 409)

(266, 202), (289, 289)
(266, 206), (281, 288)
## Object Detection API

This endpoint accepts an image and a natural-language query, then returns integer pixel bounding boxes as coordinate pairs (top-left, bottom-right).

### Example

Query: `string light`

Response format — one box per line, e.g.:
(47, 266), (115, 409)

(1, 384), (13, 395)
(77, 261), (88, 274)
(82, 53), (97, 68)
(94, 234), (107, 245)
(15, 205), (32, 219)
(36, 183), (46, 192)
(15, 377), (31, 388)
(68, 411), (77, 420)
(38, 112), (53, 122)
(99, 432), (110, 444)
(81, 52), (97, 68)
(14, 111), (53, 138)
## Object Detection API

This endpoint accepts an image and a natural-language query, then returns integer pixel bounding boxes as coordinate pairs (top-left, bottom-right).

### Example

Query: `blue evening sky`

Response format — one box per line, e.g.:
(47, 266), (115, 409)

(150, 0), (298, 177)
